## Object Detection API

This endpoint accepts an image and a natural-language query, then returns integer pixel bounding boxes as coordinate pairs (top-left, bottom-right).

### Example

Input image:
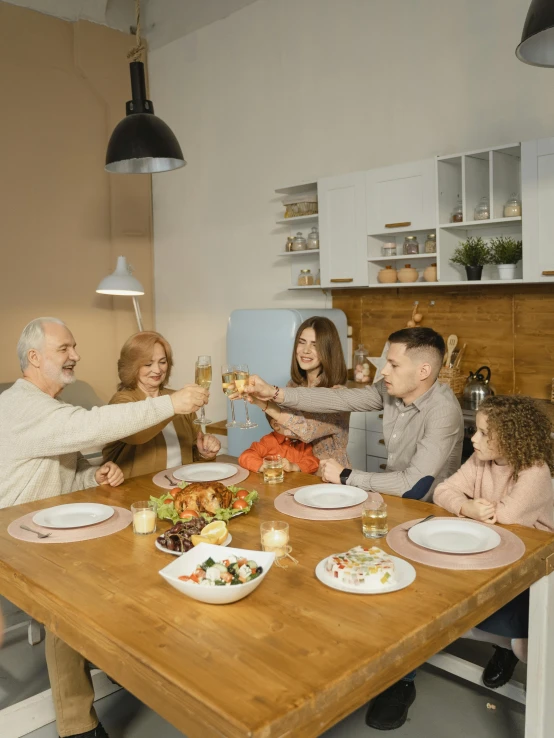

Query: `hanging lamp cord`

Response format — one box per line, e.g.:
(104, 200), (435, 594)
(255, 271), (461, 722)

(127, 0), (146, 62)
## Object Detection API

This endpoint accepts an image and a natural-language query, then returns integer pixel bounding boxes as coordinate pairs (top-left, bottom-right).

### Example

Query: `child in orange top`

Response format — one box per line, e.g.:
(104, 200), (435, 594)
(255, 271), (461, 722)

(239, 418), (319, 474)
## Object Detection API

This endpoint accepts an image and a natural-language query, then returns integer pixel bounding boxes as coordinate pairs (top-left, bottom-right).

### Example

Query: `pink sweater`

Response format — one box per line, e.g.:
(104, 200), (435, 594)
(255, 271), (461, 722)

(433, 453), (554, 533)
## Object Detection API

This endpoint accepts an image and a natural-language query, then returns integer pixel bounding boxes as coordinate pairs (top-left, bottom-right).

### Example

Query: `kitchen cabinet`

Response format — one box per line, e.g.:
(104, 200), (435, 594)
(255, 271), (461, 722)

(366, 159), (436, 235)
(521, 137), (554, 283)
(318, 172), (368, 288)
(347, 427), (367, 473)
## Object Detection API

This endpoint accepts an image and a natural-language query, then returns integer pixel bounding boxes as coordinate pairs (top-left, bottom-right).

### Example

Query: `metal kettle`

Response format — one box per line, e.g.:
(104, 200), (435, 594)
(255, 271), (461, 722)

(463, 366), (494, 410)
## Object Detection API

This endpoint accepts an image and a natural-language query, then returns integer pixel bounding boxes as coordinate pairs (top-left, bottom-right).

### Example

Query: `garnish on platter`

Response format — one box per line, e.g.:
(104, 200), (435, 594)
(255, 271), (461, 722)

(150, 481), (258, 524)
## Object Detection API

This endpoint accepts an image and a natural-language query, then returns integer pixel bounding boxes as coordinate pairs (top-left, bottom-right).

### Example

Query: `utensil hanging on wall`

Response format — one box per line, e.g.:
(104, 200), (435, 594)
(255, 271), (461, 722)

(444, 335), (458, 367)
(453, 343), (467, 369)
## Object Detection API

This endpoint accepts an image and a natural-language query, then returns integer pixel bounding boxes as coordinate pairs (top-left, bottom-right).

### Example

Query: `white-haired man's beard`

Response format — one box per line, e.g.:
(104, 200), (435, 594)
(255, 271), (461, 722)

(42, 358), (77, 386)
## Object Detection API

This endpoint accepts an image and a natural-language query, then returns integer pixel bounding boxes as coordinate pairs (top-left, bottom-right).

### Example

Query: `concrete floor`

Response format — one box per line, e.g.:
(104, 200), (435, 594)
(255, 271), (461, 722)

(1, 598), (525, 738)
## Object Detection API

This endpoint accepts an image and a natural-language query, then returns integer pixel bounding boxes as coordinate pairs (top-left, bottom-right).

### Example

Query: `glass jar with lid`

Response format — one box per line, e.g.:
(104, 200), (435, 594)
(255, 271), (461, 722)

(474, 197), (490, 221)
(353, 344), (371, 383)
(297, 269), (314, 286)
(381, 242), (397, 257)
(403, 235), (419, 255)
(451, 199), (463, 223)
(306, 227), (319, 250)
(291, 232), (307, 251)
(424, 233), (436, 254)
(504, 193), (522, 218)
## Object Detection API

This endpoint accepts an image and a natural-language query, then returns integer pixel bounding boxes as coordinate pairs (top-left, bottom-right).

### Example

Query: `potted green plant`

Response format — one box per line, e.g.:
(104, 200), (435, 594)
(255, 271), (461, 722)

(450, 236), (492, 281)
(489, 237), (522, 280)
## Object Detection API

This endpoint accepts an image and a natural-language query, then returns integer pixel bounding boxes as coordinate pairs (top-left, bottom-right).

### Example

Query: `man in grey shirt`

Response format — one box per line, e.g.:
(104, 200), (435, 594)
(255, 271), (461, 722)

(246, 327), (464, 730)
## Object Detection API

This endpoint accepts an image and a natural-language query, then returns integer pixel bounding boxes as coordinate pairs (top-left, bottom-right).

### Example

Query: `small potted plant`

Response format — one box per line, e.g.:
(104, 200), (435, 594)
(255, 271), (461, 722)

(489, 236), (522, 280)
(450, 236), (491, 281)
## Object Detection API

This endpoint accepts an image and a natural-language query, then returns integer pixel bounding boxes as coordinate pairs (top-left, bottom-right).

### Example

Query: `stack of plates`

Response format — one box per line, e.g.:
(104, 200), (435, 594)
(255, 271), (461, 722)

(172, 463), (238, 483)
(293, 484), (368, 510)
(33, 503), (114, 529)
(408, 518), (501, 554)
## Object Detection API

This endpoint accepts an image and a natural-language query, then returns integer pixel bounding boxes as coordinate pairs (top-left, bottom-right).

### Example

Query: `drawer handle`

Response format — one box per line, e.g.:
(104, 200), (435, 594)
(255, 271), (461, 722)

(379, 464), (386, 470)
(385, 221), (411, 229)
(542, 271), (554, 276)
(378, 439), (385, 445)
(378, 413), (383, 419)
(330, 278), (354, 283)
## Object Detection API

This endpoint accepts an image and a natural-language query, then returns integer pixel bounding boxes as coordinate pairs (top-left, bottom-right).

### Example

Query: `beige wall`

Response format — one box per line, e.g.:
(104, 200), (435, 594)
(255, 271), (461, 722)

(148, 0), (554, 421)
(0, 3), (154, 402)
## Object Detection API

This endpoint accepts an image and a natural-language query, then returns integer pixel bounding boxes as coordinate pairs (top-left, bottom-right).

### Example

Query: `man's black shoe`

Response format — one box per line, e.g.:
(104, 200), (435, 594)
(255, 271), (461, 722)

(365, 679), (416, 730)
(61, 723), (109, 738)
(482, 646), (519, 689)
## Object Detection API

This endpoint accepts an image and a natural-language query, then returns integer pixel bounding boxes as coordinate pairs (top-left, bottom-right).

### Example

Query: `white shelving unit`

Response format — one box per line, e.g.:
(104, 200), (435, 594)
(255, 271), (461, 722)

(275, 182), (320, 289)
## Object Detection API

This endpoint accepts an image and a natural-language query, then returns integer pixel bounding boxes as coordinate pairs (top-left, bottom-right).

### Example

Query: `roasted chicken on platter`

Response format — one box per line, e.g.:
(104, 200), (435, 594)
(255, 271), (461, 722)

(173, 482), (233, 516)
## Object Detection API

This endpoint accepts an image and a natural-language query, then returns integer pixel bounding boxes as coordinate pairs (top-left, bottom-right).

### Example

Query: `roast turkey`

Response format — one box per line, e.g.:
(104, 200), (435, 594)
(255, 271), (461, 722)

(173, 482), (233, 516)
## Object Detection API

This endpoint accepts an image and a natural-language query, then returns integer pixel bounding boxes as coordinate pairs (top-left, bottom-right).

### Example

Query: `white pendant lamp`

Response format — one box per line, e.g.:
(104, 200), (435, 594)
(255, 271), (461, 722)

(96, 256), (145, 330)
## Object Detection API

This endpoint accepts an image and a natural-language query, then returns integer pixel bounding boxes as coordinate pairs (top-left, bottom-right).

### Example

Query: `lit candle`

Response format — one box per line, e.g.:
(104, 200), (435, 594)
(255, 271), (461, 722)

(132, 508), (156, 535)
(262, 529), (288, 558)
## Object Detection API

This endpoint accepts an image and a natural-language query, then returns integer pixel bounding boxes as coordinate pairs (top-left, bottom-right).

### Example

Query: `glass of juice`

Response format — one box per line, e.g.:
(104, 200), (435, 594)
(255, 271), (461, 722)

(263, 454), (284, 484)
(361, 498), (388, 538)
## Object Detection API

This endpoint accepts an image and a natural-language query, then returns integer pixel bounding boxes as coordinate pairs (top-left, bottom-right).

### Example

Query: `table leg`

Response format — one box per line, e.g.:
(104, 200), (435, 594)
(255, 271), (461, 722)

(525, 572), (554, 738)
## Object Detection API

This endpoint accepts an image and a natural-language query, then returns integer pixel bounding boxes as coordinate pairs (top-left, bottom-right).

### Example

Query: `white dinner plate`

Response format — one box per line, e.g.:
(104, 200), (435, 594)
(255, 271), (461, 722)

(408, 518), (501, 554)
(172, 463), (237, 483)
(33, 503), (114, 529)
(155, 533), (232, 556)
(294, 484), (368, 509)
(315, 555), (416, 595)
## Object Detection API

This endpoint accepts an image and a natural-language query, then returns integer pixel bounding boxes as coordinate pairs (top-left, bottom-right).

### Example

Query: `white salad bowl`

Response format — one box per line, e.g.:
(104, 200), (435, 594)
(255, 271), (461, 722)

(159, 543), (275, 604)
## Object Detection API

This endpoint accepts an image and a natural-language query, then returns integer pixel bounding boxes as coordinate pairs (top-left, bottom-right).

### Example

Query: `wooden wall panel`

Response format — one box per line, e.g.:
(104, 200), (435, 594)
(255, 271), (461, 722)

(333, 284), (554, 399)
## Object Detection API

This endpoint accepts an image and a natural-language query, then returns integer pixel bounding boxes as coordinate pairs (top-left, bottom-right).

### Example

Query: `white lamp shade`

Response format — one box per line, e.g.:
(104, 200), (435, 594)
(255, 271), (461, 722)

(96, 256), (144, 296)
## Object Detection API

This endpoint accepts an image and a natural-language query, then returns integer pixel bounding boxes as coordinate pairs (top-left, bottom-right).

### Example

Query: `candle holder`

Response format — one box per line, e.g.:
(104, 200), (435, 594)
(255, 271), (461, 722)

(260, 521), (298, 568)
(131, 501), (157, 535)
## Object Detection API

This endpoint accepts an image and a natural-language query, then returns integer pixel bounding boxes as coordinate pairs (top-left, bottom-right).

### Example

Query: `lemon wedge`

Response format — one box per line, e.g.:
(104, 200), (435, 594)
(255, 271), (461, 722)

(191, 532), (220, 547)
(203, 521), (227, 538)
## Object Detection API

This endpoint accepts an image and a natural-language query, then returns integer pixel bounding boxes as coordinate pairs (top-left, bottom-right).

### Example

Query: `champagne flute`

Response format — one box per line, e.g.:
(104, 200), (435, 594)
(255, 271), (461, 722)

(221, 363), (239, 429)
(235, 363), (258, 429)
(193, 355), (212, 426)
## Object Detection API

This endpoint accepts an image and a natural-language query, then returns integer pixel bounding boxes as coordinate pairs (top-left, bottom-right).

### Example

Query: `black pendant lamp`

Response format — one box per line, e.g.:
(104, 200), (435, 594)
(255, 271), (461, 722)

(516, 0), (554, 67)
(105, 0), (186, 174)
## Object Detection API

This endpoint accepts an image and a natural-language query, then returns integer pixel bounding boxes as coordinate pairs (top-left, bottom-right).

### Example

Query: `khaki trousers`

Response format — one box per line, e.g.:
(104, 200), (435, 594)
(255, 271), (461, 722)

(45, 630), (98, 737)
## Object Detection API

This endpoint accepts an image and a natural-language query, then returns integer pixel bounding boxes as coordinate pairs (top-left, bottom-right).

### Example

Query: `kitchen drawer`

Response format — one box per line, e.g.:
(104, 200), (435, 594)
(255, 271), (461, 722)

(365, 410), (384, 432)
(347, 427), (367, 472)
(366, 430), (387, 459)
(350, 412), (367, 431)
(367, 455), (387, 474)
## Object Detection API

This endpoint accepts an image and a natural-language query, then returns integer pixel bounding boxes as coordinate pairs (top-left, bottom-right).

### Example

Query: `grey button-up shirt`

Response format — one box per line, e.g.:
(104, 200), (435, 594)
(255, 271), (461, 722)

(281, 380), (464, 499)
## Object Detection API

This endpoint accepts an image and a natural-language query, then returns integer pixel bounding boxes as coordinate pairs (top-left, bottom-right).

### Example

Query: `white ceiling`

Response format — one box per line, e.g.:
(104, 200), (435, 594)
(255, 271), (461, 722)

(1, 0), (260, 45)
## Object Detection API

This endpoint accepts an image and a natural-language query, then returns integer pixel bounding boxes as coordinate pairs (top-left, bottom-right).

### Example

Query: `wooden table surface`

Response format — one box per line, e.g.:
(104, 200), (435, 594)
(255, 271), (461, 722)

(1, 458), (554, 738)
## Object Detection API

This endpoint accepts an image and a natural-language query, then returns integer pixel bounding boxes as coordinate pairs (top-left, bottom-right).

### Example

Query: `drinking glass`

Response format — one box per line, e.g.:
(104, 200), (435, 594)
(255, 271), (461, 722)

(263, 454), (284, 484)
(235, 363), (257, 429)
(260, 521), (289, 558)
(361, 498), (388, 538)
(131, 501), (157, 535)
(193, 355), (212, 426)
(221, 363), (239, 429)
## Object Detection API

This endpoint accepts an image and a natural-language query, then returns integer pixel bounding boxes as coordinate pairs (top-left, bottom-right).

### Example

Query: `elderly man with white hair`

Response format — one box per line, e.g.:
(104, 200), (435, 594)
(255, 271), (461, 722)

(0, 317), (208, 738)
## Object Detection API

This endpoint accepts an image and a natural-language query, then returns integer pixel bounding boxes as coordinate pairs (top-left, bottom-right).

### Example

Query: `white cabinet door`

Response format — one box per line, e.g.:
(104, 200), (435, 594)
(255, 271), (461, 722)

(318, 172), (368, 288)
(367, 455), (388, 474)
(347, 427), (367, 472)
(365, 159), (436, 235)
(522, 138), (554, 282)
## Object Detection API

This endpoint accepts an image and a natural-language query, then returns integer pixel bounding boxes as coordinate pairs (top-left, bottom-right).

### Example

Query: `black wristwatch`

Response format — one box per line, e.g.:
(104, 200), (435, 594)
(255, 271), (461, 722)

(339, 468), (352, 485)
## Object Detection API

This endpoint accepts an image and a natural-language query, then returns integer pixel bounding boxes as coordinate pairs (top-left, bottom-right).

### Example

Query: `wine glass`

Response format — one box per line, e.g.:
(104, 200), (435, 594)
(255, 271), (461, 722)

(193, 355), (212, 426)
(221, 364), (239, 429)
(235, 363), (258, 429)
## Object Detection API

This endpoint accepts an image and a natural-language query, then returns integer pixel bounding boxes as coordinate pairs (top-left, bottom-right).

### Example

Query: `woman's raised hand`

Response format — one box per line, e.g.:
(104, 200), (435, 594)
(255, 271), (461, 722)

(245, 375), (281, 402)
(171, 384), (209, 414)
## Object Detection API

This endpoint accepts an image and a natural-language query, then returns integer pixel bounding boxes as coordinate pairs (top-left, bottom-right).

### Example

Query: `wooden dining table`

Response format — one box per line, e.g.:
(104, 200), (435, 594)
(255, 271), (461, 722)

(0, 458), (553, 738)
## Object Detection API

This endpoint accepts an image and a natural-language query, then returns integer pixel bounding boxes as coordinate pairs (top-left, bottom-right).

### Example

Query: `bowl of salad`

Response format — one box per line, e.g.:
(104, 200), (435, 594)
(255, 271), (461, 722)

(159, 543), (275, 604)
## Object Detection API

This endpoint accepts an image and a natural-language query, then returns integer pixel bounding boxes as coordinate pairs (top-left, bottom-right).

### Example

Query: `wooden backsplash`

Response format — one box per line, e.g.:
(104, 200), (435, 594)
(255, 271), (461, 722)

(332, 284), (554, 399)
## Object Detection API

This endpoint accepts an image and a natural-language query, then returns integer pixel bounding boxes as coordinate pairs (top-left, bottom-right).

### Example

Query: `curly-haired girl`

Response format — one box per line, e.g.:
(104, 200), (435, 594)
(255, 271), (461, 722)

(433, 395), (554, 688)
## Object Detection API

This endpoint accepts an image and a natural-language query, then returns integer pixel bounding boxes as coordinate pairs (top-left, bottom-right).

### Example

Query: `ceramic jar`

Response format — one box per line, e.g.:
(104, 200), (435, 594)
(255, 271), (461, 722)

(423, 263), (437, 282)
(397, 264), (419, 283)
(378, 265), (397, 283)
(503, 194), (522, 218)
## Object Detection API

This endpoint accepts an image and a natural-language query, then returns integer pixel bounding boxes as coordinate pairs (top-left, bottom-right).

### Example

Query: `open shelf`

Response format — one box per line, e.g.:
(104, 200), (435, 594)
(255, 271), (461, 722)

(288, 285), (324, 290)
(278, 250), (319, 257)
(440, 217), (522, 229)
(276, 214), (318, 225)
(368, 279), (524, 289)
(275, 182), (317, 196)
(368, 253), (436, 262)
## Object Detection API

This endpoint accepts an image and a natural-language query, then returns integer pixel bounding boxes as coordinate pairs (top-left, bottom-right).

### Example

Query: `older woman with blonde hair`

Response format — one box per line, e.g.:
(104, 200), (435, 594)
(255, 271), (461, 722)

(103, 332), (220, 477)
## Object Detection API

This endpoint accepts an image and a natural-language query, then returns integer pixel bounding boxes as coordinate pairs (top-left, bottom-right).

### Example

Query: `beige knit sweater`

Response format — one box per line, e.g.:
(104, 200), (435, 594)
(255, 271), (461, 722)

(0, 379), (174, 508)
(433, 453), (554, 532)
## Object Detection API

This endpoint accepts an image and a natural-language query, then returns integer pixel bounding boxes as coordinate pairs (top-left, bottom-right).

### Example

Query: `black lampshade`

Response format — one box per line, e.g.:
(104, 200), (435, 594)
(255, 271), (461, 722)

(516, 0), (554, 67)
(106, 61), (186, 174)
